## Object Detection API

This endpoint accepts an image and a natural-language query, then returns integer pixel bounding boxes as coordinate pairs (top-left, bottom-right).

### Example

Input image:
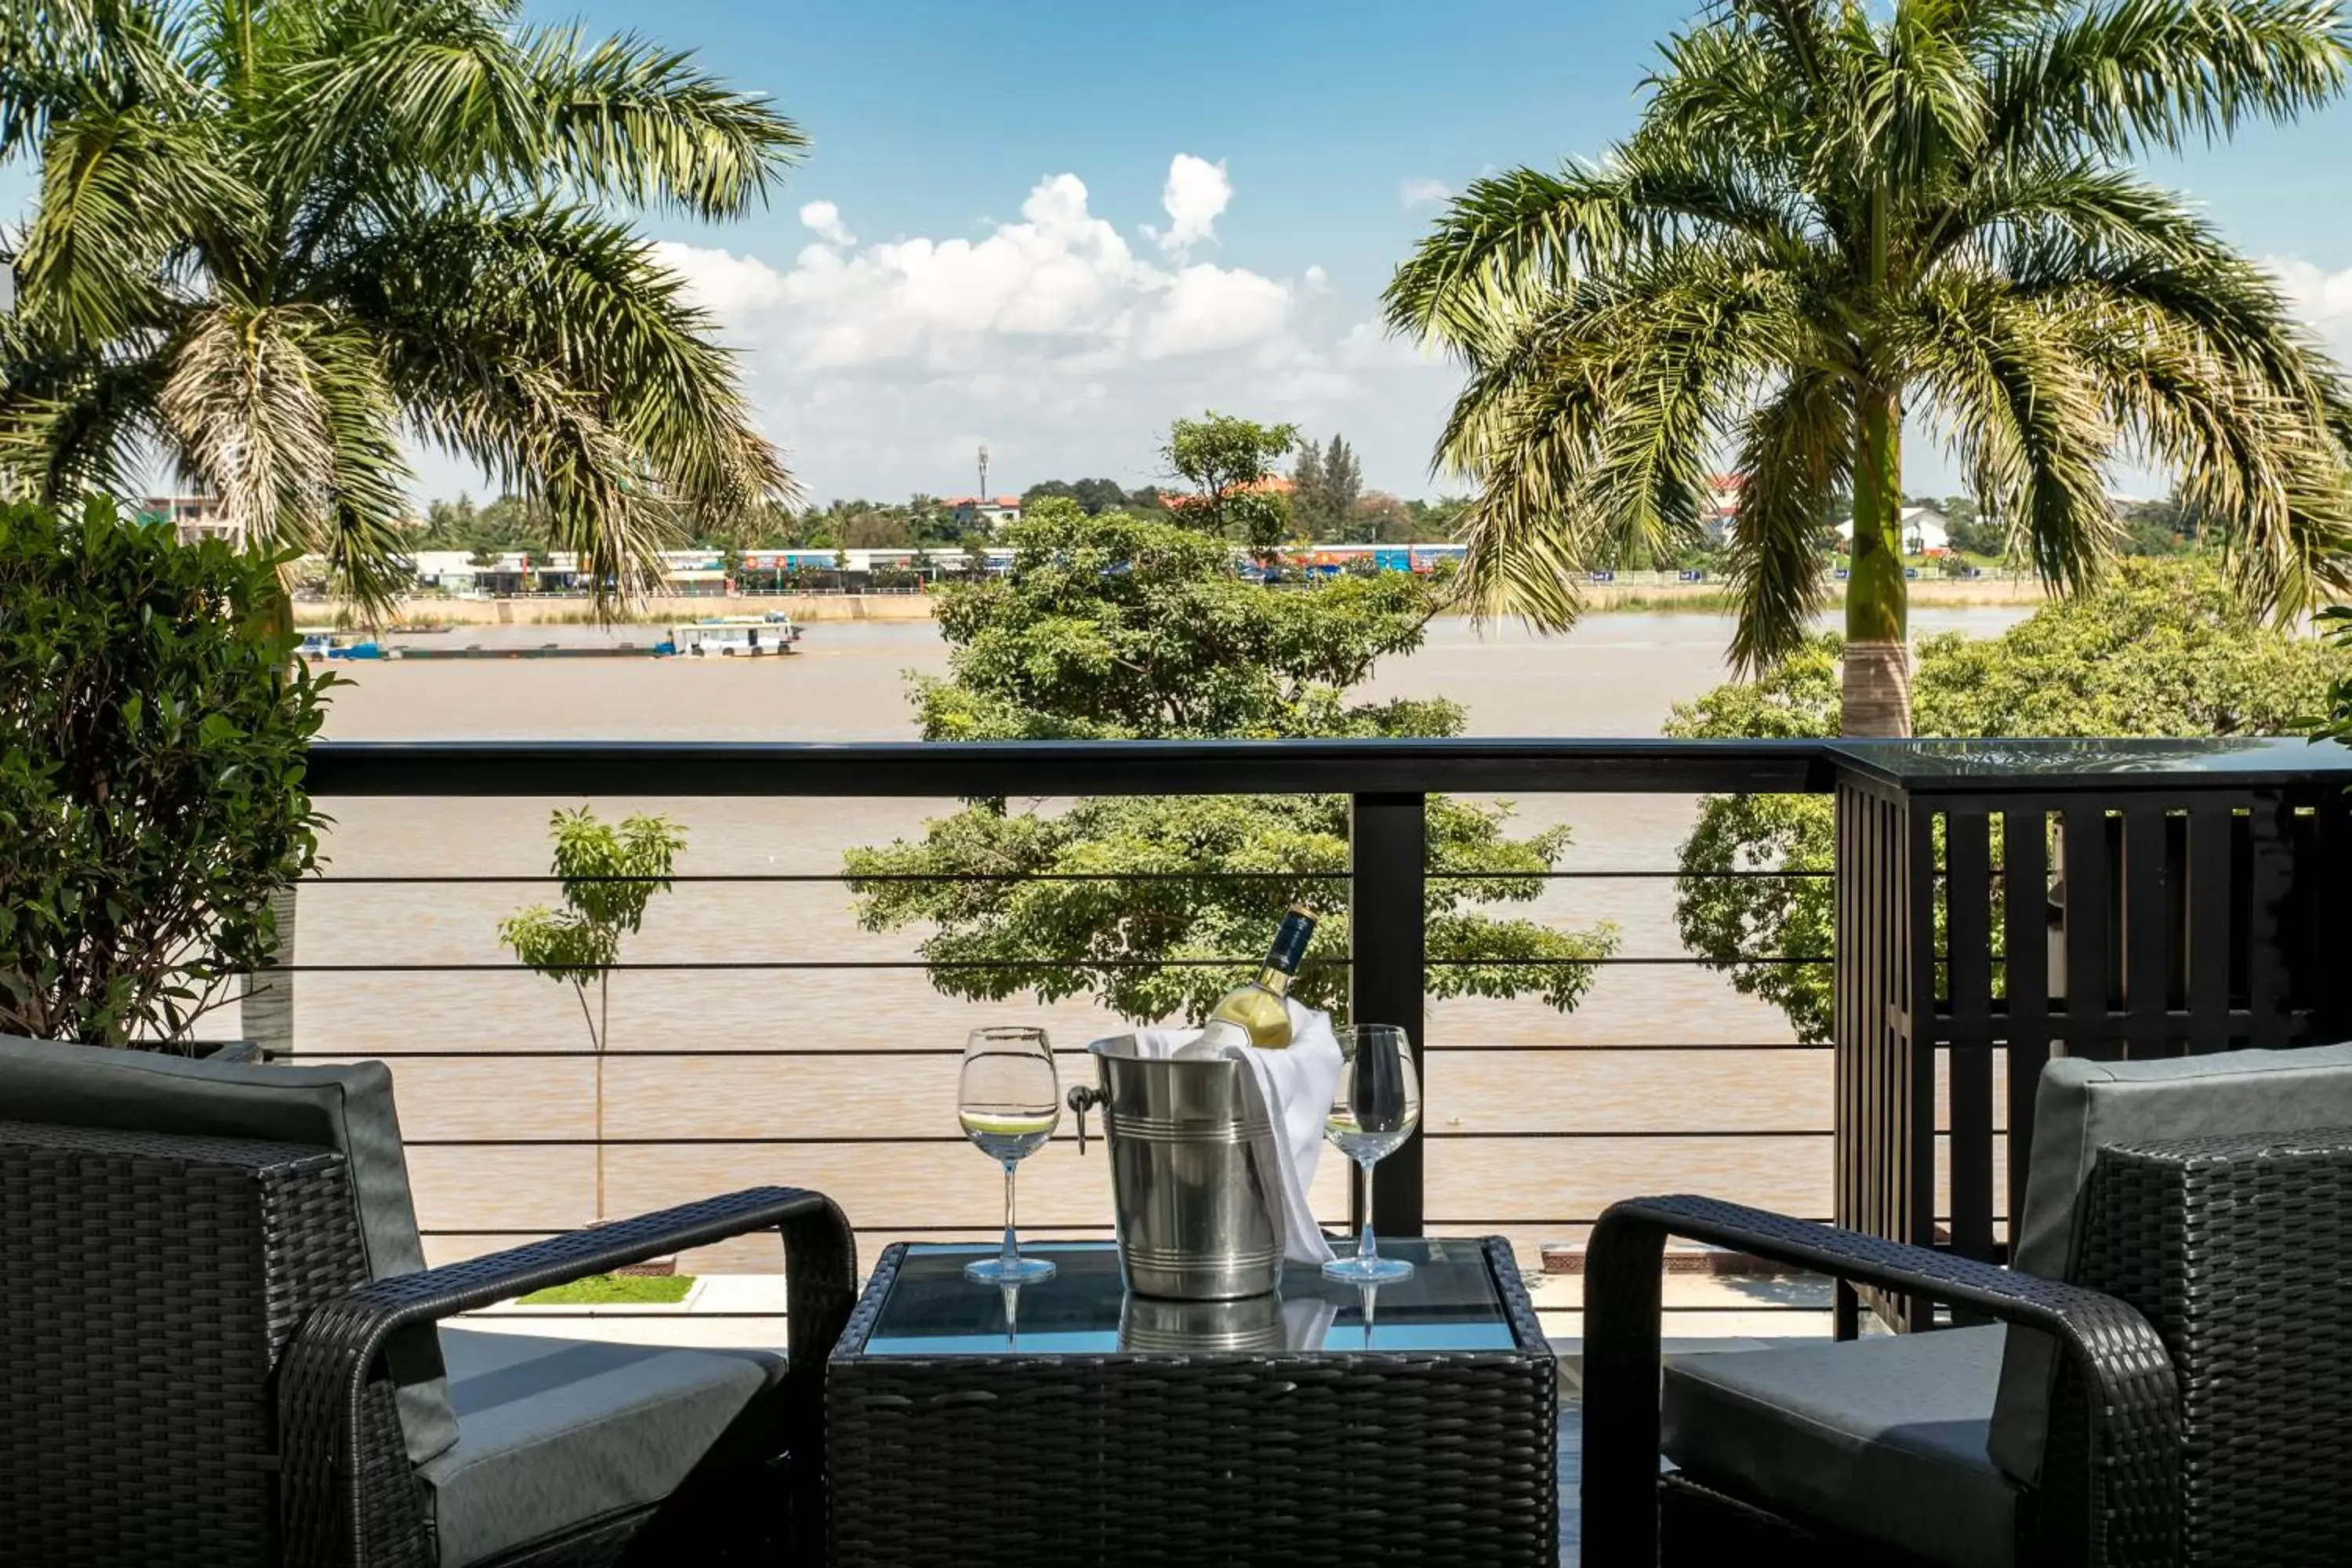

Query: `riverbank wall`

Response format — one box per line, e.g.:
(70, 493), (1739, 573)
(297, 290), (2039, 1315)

(352, 592), (939, 626)
(325, 575), (2050, 627)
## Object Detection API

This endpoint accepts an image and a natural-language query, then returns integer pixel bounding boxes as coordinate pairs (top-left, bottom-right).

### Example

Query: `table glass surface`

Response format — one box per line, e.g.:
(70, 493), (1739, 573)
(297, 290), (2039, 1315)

(860, 1240), (1519, 1358)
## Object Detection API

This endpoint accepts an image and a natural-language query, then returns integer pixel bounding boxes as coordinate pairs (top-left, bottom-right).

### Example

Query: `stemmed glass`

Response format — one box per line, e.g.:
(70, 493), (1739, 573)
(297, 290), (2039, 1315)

(958, 1025), (1059, 1285)
(1323, 1024), (1421, 1285)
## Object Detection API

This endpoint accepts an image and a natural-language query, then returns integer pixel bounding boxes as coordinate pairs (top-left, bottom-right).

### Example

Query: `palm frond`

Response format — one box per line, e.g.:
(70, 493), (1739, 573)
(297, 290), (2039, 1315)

(1725, 368), (1850, 672)
(1436, 248), (1811, 630)
(0, 0), (192, 159)
(0, 338), (167, 499)
(1989, 0), (2352, 159)
(260, 0), (543, 198)
(523, 26), (805, 219)
(158, 298), (415, 607)
(16, 100), (248, 340)
(1902, 267), (2117, 593)
(337, 200), (791, 532)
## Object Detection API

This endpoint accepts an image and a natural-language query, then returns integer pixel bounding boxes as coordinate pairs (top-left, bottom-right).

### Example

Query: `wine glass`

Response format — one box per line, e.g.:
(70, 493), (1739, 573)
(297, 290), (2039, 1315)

(959, 1025), (1059, 1285)
(1323, 1024), (1421, 1285)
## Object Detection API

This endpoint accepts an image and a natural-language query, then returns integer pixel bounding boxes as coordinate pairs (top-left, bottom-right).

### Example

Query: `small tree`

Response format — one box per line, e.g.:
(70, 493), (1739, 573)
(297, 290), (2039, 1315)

(499, 809), (686, 1221)
(1164, 412), (1299, 557)
(0, 498), (332, 1044)
(847, 499), (1618, 1021)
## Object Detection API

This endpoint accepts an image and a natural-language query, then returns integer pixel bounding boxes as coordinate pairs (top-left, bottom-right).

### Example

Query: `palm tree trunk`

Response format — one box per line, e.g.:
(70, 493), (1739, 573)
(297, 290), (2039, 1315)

(1844, 385), (1910, 737)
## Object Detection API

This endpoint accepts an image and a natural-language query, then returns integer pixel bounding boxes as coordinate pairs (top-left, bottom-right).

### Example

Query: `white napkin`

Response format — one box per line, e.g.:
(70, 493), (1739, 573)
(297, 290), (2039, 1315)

(1128, 997), (1341, 1266)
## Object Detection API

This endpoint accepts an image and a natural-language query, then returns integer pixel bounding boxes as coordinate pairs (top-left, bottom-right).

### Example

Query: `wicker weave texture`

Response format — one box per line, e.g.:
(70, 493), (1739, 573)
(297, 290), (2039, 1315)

(827, 1238), (1557, 1568)
(1582, 1193), (2180, 1566)
(0, 1120), (369, 1568)
(281, 1184), (855, 1568)
(2076, 1128), (2352, 1566)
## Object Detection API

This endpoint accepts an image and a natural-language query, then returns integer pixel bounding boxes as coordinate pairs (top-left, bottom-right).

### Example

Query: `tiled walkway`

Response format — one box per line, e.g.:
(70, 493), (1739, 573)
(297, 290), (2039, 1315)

(1559, 1403), (1582, 1563)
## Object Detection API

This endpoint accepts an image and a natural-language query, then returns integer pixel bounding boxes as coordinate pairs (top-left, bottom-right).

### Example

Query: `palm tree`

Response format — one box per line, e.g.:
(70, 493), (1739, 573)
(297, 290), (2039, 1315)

(0, 0), (800, 612)
(1387, 0), (2352, 735)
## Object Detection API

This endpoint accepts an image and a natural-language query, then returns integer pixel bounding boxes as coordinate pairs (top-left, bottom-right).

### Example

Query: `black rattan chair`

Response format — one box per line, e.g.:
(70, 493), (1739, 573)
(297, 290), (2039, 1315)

(0, 1036), (857, 1567)
(1581, 1045), (2352, 1566)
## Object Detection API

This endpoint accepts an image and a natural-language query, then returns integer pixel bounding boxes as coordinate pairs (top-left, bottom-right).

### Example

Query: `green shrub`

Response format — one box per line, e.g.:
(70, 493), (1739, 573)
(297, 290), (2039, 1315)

(0, 499), (332, 1044)
(1668, 560), (2343, 1040)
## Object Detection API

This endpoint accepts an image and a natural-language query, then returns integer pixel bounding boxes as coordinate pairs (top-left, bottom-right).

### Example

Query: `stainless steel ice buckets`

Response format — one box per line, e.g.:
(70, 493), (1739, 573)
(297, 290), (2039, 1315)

(1117, 1290), (1285, 1352)
(1067, 1035), (1280, 1299)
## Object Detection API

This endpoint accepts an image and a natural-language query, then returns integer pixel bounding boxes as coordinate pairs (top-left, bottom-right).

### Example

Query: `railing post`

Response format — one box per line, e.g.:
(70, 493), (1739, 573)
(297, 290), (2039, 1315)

(1352, 792), (1427, 1236)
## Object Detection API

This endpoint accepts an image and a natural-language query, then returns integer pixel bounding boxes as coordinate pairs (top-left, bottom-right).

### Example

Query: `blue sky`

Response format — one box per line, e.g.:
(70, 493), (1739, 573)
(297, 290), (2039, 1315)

(559, 0), (2352, 506)
(19, 0), (2352, 505)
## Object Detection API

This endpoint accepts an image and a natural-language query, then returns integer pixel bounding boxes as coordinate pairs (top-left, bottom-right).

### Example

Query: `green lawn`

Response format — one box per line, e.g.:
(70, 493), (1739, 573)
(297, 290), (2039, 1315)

(520, 1273), (695, 1305)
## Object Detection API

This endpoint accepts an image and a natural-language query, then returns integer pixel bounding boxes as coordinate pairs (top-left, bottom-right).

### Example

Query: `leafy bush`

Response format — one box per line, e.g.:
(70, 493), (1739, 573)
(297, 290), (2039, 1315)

(1669, 561), (2344, 1041)
(0, 499), (332, 1044)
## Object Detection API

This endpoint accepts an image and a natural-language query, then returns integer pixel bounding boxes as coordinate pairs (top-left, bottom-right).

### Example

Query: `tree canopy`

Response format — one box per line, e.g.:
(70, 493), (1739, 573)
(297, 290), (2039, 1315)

(1669, 560), (2347, 1040)
(1388, 0), (2352, 735)
(0, 0), (801, 612)
(1163, 412), (1299, 556)
(844, 497), (1618, 1022)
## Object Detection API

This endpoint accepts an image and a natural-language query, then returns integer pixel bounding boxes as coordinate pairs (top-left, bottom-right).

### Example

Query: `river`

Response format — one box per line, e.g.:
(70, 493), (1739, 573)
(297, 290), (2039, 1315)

(286, 608), (2031, 1267)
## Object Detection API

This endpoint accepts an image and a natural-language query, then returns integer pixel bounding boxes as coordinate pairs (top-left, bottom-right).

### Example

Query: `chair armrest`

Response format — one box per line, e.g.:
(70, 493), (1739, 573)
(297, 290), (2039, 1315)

(279, 1186), (856, 1568)
(1581, 1194), (2177, 1568)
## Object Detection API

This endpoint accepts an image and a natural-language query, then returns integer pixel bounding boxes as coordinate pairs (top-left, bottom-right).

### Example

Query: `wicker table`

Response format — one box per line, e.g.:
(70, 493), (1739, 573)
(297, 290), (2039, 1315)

(826, 1237), (1556, 1566)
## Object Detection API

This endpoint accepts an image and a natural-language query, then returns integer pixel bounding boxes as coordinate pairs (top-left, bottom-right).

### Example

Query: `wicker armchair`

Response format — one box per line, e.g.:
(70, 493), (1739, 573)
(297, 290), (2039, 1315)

(0, 1036), (857, 1568)
(1582, 1046), (2352, 1566)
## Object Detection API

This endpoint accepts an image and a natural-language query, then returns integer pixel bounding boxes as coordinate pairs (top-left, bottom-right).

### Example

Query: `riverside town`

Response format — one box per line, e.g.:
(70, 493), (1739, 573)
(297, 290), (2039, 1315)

(10, 3), (2352, 1564)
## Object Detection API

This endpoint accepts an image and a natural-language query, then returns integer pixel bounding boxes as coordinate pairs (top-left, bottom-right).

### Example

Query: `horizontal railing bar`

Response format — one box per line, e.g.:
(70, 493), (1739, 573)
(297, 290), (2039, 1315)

(260, 956), (1827, 972)
(290, 1041), (1828, 1059)
(299, 869), (1826, 884)
(401, 1128), (1840, 1146)
(305, 737), (1845, 798)
(450, 1302), (1826, 1317)
(424, 1224), (1125, 1236)
(425, 1217), (2009, 1233)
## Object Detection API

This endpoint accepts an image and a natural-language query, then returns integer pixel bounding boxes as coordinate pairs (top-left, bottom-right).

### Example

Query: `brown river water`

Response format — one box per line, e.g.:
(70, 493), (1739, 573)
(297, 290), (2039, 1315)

(268, 608), (2029, 1269)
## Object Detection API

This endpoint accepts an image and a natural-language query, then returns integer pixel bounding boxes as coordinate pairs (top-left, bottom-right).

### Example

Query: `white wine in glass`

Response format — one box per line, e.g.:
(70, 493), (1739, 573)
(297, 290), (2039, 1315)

(959, 1026), (1059, 1285)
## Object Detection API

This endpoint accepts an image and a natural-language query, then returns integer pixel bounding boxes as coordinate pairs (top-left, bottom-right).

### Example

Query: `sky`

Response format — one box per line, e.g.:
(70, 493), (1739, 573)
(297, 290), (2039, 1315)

(22, 0), (2352, 507)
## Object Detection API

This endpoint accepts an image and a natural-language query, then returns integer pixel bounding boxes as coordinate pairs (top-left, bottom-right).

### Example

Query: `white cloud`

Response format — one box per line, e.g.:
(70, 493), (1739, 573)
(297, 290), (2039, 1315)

(1399, 177), (1452, 209)
(2270, 256), (2352, 361)
(1156, 154), (1232, 252)
(798, 199), (854, 248)
(649, 162), (1463, 499)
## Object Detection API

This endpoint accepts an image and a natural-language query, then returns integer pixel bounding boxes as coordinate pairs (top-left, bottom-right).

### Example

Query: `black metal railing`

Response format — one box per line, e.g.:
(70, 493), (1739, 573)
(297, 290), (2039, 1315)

(281, 739), (1837, 1308)
(286, 735), (2352, 1330)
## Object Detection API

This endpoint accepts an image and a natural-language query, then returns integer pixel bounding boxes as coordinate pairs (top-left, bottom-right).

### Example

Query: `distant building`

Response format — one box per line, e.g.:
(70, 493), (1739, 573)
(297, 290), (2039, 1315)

(1160, 475), (1298, 516)
(946, 495), (1024, 531)
(1700, 474), (1744, 546)
(138, 495), (241, 547)
(1834, 505), (1951, 555)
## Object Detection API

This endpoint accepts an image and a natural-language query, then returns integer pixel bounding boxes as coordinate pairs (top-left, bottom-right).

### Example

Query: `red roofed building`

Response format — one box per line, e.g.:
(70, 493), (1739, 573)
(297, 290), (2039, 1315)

(946, 495), (1024, 530)
(1160, 474), (1296, 513)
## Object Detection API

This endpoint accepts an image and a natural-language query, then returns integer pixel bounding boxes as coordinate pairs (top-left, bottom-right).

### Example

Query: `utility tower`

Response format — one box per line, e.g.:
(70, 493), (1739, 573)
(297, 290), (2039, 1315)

(977, 445), (989, 500)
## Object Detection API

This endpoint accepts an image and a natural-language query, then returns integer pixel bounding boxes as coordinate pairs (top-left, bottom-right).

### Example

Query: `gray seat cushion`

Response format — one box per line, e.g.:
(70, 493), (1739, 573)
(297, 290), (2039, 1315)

(1662, 1325), (2018, 1568)
(421, 1329), (786, 1567)
(1991, 1042), (2352, 1484)
(0, 1033), (458, 1465)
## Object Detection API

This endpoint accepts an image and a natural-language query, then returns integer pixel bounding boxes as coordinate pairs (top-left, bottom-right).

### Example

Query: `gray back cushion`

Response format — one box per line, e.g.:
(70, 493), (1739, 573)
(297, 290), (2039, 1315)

(1989, 1042), (2352, 1484)
(0, 1034), (459, 1465)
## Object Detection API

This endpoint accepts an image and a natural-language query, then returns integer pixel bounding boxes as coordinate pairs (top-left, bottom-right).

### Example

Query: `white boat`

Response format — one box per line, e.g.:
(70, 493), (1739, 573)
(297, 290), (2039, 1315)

(667, 615), (802, 657)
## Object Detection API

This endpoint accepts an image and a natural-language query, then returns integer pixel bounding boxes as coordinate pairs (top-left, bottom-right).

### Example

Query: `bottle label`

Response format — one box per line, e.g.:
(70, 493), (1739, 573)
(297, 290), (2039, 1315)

(1265, 909), (1316, 976)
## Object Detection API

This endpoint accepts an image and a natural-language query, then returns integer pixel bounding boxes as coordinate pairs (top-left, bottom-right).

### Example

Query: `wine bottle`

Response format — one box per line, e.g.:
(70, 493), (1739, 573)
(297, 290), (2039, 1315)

(1203, 906), (1317, 1049)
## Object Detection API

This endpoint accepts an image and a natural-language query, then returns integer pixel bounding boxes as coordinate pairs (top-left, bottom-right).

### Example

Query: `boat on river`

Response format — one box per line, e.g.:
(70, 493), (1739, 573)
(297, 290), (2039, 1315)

(664, 614), (803, 657)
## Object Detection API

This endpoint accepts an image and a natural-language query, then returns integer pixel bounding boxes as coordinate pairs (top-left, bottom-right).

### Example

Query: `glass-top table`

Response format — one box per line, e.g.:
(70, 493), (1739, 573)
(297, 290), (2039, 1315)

(827, 1236), (1557, 1566)
(858, 1238), (1517, 1357)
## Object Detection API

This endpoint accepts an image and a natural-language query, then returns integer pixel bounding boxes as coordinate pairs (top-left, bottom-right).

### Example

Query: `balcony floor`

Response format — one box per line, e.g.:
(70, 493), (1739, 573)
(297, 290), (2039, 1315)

(1559, 1404), (1583, 1563)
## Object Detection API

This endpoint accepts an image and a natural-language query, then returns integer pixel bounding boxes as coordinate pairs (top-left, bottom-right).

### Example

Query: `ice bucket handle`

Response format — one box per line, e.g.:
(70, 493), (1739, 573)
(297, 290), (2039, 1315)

(1066, 1084), (1105, 1155)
